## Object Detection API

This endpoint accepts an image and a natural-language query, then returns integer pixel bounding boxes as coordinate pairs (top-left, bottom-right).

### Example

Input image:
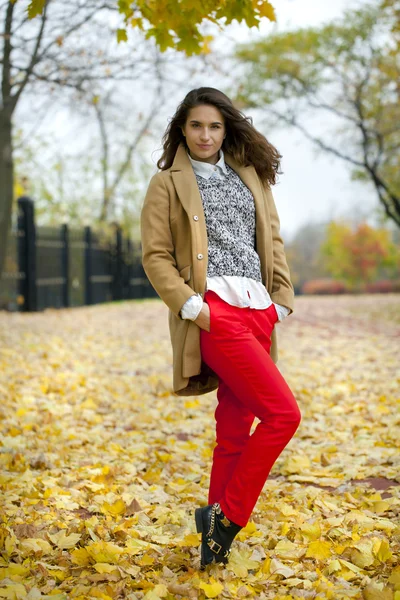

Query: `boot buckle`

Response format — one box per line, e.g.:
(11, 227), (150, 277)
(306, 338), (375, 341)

(207, 538), (222, 554)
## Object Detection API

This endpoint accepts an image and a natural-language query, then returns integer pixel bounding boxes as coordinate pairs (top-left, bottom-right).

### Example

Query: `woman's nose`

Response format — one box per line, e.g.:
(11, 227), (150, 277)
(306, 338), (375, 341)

(200, 129), (211, 140)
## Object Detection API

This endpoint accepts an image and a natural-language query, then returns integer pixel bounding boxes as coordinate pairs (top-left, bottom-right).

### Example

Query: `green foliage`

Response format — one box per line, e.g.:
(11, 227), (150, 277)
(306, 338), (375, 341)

(27, 0), (277, 55)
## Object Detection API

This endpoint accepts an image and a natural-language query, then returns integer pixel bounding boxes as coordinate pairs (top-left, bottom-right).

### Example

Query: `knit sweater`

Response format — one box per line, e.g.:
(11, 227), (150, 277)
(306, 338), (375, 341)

(195, 164), (263, 281)
(180, 149), (290, 322)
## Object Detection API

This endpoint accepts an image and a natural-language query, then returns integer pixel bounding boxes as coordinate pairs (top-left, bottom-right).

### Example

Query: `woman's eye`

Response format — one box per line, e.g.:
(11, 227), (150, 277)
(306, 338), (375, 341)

(190, 124), (220, 129)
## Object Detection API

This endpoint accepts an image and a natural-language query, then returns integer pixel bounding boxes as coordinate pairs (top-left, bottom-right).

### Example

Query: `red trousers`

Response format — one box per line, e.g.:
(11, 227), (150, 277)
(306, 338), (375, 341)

(199, 290), (301, 527)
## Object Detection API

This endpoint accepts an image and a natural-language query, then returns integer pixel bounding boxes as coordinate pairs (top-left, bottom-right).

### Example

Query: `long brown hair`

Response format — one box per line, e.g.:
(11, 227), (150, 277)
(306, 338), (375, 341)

(157, 87), (282, 186)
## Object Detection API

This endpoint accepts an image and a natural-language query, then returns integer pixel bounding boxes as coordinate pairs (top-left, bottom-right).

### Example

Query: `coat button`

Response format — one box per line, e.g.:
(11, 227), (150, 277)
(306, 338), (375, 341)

(193, 215), (199, 221)
(197, 253), (203, 260)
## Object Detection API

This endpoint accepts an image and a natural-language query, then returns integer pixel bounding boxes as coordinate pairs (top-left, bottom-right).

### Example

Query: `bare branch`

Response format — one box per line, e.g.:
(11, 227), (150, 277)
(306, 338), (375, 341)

(11, 0), (49, 109)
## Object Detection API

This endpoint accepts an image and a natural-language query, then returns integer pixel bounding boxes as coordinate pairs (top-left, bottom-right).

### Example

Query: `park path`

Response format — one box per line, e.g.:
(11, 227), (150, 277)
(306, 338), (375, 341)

(0, 294), (399, 599)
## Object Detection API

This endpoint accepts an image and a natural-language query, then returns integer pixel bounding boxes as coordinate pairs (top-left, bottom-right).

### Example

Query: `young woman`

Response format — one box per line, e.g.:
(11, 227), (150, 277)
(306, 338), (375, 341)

(140, 87), (301, 570)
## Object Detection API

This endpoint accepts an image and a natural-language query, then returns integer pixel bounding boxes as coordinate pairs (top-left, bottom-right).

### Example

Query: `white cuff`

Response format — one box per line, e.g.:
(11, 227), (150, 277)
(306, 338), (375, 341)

(274, 303), (290, 322)
(180, 293), (204, 320)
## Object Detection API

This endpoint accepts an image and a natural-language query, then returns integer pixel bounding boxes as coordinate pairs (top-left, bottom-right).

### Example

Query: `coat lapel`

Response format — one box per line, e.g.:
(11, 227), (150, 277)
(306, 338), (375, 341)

(170, 143), (273, 292)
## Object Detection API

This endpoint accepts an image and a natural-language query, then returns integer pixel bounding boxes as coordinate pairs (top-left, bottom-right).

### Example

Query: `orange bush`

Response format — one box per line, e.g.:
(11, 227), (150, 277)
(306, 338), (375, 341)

(301, 278), (348, 295)
(365, 279), (400, 293)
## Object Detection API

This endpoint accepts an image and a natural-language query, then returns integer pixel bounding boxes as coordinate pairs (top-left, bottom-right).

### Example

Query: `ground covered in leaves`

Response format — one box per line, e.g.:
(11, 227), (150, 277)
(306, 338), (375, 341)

(0, 293), (399, 600)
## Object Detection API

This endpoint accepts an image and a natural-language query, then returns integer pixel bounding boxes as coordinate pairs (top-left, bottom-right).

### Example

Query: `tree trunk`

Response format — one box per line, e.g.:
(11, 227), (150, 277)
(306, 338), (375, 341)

(0, 109), (14, 284)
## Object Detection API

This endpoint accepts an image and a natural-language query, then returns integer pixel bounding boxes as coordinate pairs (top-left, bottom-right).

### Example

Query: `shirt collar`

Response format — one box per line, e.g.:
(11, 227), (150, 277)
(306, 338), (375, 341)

(187, 147), (229, 180)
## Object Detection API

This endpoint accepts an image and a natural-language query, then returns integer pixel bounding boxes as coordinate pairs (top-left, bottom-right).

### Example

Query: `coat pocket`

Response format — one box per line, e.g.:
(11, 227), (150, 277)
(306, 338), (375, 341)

(179, 265), (191, 282)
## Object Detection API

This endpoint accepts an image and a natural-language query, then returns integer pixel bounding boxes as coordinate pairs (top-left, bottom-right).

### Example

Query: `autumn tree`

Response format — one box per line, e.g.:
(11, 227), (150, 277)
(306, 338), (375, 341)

(0, 0), (277, 284)
(320, 221), (399, 290)
(233, 0), (400, 229)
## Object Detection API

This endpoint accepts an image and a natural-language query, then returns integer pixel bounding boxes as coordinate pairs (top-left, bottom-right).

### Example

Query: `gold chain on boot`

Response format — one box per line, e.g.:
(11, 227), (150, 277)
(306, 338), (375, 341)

(205, 503), (231, 558)
(206, 503), (219, 537)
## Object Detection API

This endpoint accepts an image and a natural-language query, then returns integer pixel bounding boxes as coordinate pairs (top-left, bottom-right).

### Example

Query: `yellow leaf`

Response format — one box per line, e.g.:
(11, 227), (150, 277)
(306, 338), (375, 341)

(269, 558), (295, 578)
(282, 455), (311, 474)
(199, 579), (224, 598)
(362, 583), (394, 600)
(339, 559), (364, 574)
(373, 539), (392, 562)
(177, 533), (200, 546)
(138, 553), (155, 566)
(27, 0), (46, 19)
(19, 538), (52, 555)
(258, 1), (276, 21)
(48, 531), (81, 549)
(327, 559), (341, 574)
(117, 28), (127, 43)
(5, 533), (18, 555)
(284, 578), (305, 587)
(237, 520), (258, 541)
(261, 557), (271, 573)
(372, 501), (390, 513)
(153, 585), (168, 597)
(71, 547), (91, 566)
(102, 499), (126, 516)
(228, 547), (260, 577)
(51, 569), (66, 582)
(94, 563), (119, 573)
(274, 539), (305, 560)
(389, 566), (400, 588)
(85, 540), (124, 563)
(150, 534), (171, 544)
(276, 501), (297, 516)
(0, 564), (30, 578)
(125, 537), (152, 555)
(375, 519), (396, 534)
(281, 522), (291, 536)
(0, 583), (27, 599)
(306, 540), (332, 560)
(349, 546), (374, 568)
(300, 521), (322, 540)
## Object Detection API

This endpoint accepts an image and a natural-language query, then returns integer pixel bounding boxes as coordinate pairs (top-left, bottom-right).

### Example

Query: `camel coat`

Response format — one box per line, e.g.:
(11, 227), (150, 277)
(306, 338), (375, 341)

(140, 142), (295, 396)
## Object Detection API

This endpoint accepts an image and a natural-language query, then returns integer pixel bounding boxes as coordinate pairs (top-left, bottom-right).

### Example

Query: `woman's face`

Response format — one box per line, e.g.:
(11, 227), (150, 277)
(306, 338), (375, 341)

(181, 104), (226, 165)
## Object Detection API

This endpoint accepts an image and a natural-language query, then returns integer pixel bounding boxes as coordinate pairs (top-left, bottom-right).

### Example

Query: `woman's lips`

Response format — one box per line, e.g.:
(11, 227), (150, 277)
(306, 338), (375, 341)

(197, 144), (212, 149)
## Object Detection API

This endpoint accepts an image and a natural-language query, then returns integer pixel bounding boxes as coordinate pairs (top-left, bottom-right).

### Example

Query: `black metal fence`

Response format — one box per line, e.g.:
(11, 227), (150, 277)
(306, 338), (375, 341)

(0, 196), (158, 312)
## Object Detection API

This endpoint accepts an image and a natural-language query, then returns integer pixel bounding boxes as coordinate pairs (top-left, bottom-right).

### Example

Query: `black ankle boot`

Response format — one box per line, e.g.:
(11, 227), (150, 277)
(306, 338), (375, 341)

(195, 502), (243, 569)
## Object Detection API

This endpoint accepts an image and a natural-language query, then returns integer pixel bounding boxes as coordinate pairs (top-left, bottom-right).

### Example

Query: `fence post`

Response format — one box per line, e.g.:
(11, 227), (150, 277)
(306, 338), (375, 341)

(113, 225), (123, 301)
(61, 224), (69, 307)
(84, 226), (92, 305)
(126, 237), (133, 300)
(17, 196), (37, 312)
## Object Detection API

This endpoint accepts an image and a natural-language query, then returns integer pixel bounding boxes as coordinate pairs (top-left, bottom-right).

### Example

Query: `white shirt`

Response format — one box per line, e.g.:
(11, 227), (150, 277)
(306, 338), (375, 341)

(180, 148), (290, 323)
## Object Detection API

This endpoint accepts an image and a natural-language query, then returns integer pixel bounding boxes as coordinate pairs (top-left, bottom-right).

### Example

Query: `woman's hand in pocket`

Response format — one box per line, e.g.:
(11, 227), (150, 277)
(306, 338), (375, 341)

(194, 302), (210, 332)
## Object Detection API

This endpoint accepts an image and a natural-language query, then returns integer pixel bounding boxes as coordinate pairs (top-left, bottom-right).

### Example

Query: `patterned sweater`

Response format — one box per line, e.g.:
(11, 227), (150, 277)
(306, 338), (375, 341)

(195, 164), (263, 281)
(180, 149), (290, 322)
